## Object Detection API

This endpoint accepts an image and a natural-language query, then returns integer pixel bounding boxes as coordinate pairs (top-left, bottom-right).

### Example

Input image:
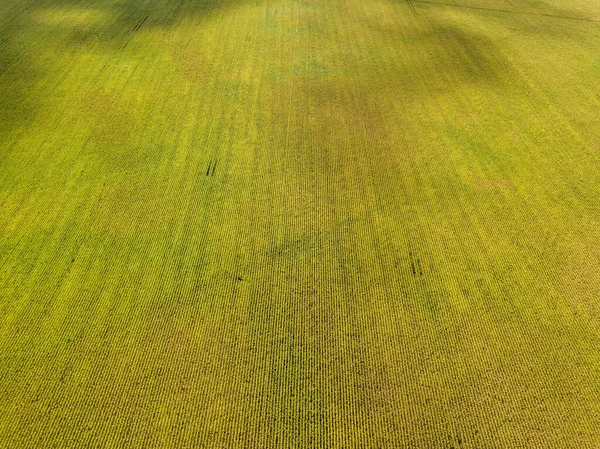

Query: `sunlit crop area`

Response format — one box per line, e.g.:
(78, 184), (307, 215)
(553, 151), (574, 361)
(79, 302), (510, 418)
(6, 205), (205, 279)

(1, 0), (599, 446)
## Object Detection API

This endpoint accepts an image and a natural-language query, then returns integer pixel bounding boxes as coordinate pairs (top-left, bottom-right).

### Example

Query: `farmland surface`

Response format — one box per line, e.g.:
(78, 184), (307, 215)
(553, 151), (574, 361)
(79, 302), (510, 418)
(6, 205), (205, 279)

(1, 0), (599, 447)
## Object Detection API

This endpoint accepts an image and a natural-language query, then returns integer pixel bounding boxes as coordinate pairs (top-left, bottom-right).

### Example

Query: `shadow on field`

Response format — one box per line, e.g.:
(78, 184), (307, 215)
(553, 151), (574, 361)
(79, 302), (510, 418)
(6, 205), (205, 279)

(352, 2), (520, 95)
(0, 18), (38, 140)
(0, 0), (244, 140)
(404, 23), (508, 87)
(258, 3), (529, 263)
(32, 0), (245, 49)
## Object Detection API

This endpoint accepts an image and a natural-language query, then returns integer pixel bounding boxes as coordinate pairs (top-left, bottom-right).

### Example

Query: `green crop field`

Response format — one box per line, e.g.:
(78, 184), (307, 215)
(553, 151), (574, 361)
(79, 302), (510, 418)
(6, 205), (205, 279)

(1, 0), (599, 446)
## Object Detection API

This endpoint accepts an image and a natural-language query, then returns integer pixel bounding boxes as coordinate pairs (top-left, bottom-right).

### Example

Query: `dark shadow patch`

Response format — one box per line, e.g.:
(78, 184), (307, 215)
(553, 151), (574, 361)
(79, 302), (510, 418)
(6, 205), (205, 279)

(0, 18), (39, 141)
(398, 23), (514, 90)
(41, 0), (250, 51)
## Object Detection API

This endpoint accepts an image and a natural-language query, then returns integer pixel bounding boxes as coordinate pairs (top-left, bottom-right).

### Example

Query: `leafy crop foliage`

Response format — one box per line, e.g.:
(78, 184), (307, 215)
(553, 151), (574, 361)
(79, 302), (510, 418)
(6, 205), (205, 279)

(1, 0), (599, 446)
